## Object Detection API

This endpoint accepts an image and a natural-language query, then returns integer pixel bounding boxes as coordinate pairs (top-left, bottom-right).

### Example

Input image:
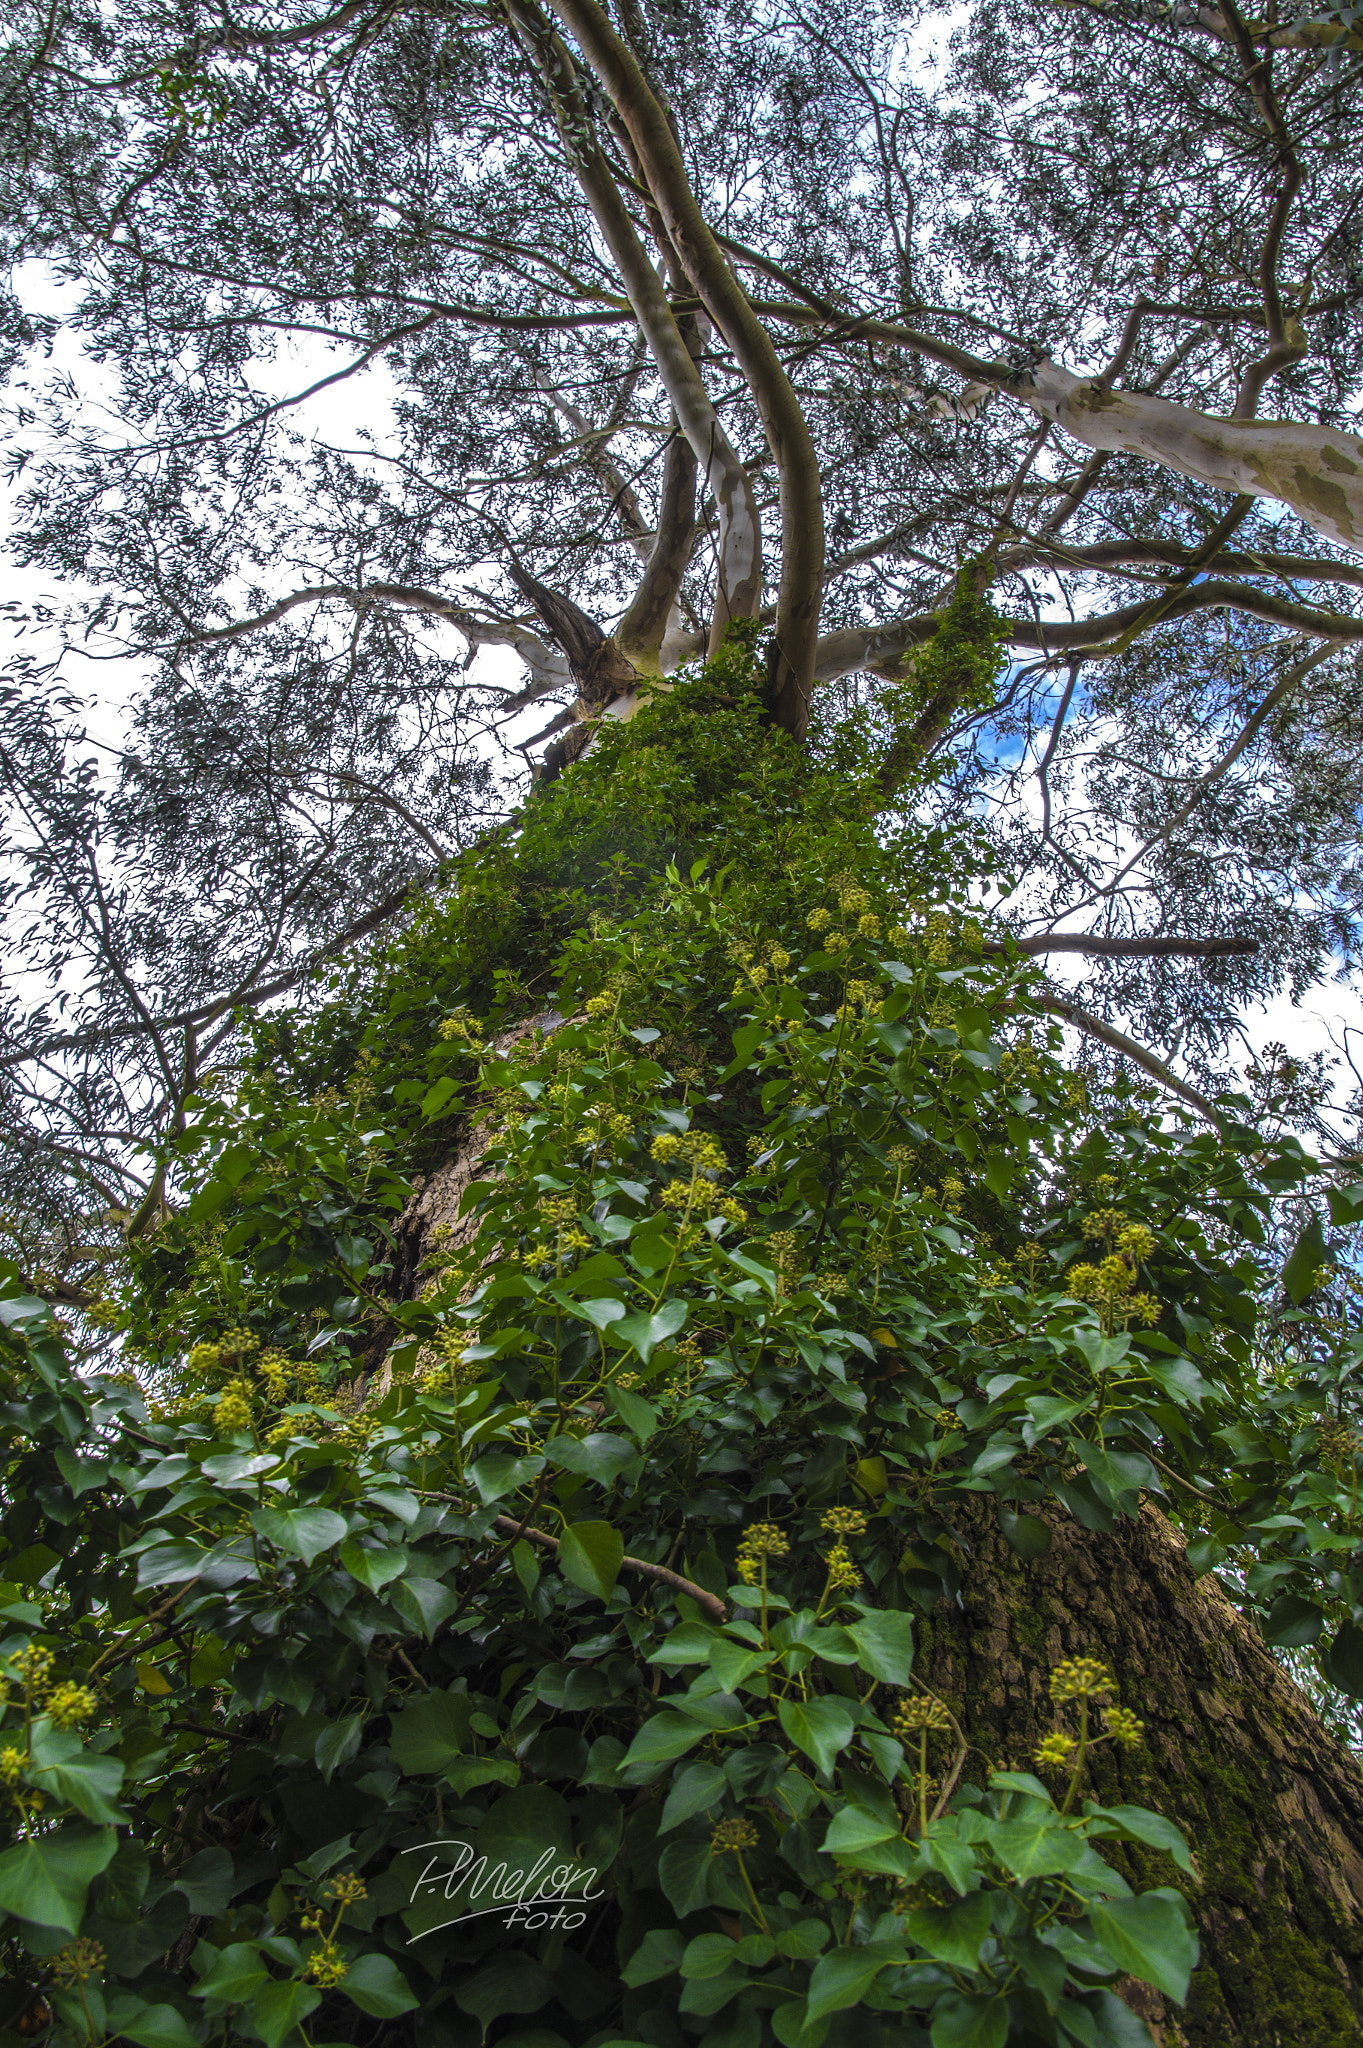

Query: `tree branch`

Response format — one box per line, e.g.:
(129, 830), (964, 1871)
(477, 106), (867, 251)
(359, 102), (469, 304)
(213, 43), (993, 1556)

(506, 560), (638, 718)
(747, 294), (1363, 553)
(0, 875), (436, 1073)
(998, 934), (1260, 959)
(1014, 360), (1362, 552)
(187, 579), (572, 697)
(814, 578), (1363, 683)
(615, 422), (698, 671)
(506, 0), (761, 645)
(491, 1513), (726, 1621)
(996, 539), (1363, 590)
(1217, 0), (1306, 417)
(546, 0), (825, 736)
(1040, 997), (1228, 1125)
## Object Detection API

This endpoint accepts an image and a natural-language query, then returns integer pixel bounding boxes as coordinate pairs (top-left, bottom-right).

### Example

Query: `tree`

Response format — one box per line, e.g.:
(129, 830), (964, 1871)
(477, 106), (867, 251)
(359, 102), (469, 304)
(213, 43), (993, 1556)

(2, 0), (1363, 2042)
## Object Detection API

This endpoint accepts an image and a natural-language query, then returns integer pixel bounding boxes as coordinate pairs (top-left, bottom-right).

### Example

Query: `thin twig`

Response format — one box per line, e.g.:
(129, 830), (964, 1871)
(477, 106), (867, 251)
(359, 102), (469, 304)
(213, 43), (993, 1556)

(88, 1580), (201, 1676)
(491, 1514), (726, 1621)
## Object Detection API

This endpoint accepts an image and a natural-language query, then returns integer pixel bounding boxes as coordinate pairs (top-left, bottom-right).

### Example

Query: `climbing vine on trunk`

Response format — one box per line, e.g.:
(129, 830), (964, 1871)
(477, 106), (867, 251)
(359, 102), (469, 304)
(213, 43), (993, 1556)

(3, 643), (1361, 2046)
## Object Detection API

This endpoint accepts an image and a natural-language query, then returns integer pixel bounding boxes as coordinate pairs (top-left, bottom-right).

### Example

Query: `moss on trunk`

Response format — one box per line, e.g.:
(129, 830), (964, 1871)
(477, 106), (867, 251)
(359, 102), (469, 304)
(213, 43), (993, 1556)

(916, 1501), (1363, 2044)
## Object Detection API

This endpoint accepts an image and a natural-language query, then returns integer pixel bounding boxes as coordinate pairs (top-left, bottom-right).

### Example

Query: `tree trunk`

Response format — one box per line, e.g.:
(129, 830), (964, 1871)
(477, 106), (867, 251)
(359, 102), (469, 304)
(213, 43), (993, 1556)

(918, 1501), (1363, 2045)
(388, 1087), (1363, 2044)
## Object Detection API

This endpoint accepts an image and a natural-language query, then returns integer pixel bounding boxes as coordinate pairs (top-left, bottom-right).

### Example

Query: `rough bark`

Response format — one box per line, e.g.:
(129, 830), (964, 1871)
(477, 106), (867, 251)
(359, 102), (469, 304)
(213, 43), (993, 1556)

(917, 1499), (1363, 2045)
(389, 1006), (569, 1305)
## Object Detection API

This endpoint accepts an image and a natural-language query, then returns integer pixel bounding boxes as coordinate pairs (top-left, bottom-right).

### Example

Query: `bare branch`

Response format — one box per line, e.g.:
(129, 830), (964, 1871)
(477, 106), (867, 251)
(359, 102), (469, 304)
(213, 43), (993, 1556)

(1217, 0), (1306, 416)
(505, 0), (761, 647)
(188, 579), (572, 697)
(1041, 997), (1228, 1125)
(546, 0), (826, 734)
(814, 578), (1363, 683)
(999, 934), (1260, 958)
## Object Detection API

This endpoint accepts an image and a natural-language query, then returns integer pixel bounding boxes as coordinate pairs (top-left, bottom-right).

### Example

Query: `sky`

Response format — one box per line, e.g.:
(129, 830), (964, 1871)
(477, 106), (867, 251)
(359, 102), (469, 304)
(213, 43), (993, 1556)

(3, 269), (1360, 1137)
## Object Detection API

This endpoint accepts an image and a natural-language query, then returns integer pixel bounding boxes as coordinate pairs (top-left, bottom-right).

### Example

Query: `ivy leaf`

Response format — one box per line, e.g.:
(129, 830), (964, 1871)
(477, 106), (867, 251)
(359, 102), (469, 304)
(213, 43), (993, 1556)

(172, 1846), (235, 1916)
(421, 1076), (458, 1121)
(1323, 1618), (1363, 1695)
(1084, 1804), (1194, 1873)
(776, 1697), (855, 1778)
(338, 1537), (408, 1592)
(469, 1452), (545, 1503)
(607, 1383), (658, 1442)
(250, 1978), (322, 2048)
(1263, 1594), (1323, 1646)
(822, 1808), (897, 1855)
(201, 1452), (281, 1486)
(0, 1825), (117, 1933)
(621, 1711), (709, 1774)
(390, 1575), (459, 1639)
(341, 1953), (419, 2018)
(568, 1297), (627, 1333)
(249, 1507), (347, 1567)
(1073, 1443), (1156, 1511)
(453, 1956), (555, 2030)
(104, 1998), (200, 2048)
(548, 1433), (639, 1486)
(988, 1812), (1088, 1882)
(96, 1837), (150, 1922)
(446, 1757), (519, 1794)
(1327, 1183), (1363, 1228)
(997, 1507), (1052, 1560)
(1282, 1214), (1327, 1304)
(28, 1722), (126, 1825)
(659, 1762), (727, 1833)
(136, 1542), (210, 1589)
(558, 1520), (624, 1600)
(805, 1940), (905, 2022)
(928, 1991), (1010, 2047)
(622, 1928), (685, 1987)
(193, 1944), (269, 2006)
(680, 1931), (738, 1980)
(389, 1691), (472, 1776)
(1024, 1394), (1087, 1435)
(658, 1836), (712, 1917)
(847, 1608), (916, 1684)
(901, 1893), (993, 1969)
(315, 1715), (364, 1783)
(613, 1299), (687, 1362)
(1087, 1890), (1198, 2002)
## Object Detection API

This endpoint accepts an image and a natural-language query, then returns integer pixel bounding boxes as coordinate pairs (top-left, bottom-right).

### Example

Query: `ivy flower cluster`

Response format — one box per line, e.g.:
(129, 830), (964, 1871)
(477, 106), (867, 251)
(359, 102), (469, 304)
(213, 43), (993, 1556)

(735, 1522), (790, 1584)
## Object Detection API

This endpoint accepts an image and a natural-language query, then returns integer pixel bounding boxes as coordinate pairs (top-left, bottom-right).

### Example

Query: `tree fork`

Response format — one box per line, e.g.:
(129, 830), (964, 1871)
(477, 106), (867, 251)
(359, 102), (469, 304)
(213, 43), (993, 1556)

(545, 0), (826, 736)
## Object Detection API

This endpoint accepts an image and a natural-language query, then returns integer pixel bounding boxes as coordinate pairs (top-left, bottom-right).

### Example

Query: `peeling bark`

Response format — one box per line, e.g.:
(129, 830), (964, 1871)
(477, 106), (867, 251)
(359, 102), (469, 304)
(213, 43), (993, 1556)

(1017, 361), (1363, 553)
(916, 1500), (1363, 2044)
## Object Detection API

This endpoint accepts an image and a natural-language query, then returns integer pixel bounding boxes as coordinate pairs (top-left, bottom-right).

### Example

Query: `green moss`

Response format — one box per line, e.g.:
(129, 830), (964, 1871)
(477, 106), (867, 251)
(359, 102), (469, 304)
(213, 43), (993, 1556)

(917, 1519), (1363, 2043)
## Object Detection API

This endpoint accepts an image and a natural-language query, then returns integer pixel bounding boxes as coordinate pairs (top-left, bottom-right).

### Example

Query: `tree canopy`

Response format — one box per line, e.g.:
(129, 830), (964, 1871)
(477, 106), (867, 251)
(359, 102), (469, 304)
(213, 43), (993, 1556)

(2, 0), (1363, 1291)
(6, 8), (1363, 2037)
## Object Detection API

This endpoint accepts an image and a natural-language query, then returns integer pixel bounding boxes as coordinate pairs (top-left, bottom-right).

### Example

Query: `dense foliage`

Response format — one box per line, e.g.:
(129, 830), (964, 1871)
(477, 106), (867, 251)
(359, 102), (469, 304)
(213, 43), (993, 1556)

(4, 647), (1363, 2046)
(3, 0), (1363, 1294)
